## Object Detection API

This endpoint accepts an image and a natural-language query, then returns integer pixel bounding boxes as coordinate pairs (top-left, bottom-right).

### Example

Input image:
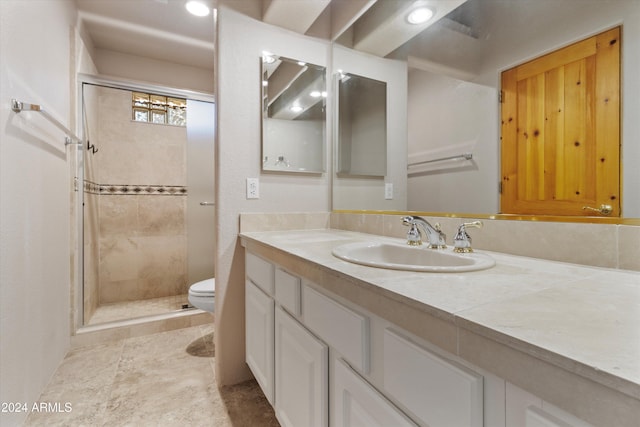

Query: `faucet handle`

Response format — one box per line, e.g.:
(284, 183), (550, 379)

(453, 221), (483, 253)
(429, 222), (447, 249)
(406, 223), (422, 246)
(402, 216), (422, 246)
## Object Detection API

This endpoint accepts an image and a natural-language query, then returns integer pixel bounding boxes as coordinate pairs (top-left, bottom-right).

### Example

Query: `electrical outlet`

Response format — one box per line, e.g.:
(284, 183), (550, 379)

(246, 178), (259, 199)
(385, 183), (393, 200)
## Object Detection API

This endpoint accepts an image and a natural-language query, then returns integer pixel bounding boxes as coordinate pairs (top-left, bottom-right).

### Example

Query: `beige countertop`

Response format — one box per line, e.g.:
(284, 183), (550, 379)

(240, 229), (640, 404)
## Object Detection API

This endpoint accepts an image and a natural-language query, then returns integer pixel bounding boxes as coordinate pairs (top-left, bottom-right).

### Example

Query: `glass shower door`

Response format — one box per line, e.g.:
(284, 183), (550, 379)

(186, 100), (216, 285)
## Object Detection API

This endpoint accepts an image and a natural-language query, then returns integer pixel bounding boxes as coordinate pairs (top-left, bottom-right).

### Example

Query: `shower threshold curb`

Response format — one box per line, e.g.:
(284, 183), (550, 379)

(71, 309), (213, 349)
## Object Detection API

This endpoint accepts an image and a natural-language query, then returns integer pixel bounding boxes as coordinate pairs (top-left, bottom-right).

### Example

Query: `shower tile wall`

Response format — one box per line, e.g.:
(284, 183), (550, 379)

(85, 86), (188, 316)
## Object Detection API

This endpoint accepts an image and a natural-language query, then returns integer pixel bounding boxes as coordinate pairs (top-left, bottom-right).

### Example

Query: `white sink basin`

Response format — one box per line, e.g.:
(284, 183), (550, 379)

(332, 241), (495, 273)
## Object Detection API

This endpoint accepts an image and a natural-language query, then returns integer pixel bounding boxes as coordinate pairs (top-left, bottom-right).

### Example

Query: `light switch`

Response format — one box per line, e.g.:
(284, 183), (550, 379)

(385, 183), (393, 200)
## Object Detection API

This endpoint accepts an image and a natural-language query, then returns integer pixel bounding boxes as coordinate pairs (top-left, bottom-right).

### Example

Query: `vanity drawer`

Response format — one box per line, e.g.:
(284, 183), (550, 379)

(246, 252), (275, 295)
(275, 268), (301, 316)
(303, 285), (369, 373)
(383, 328), (483, 427)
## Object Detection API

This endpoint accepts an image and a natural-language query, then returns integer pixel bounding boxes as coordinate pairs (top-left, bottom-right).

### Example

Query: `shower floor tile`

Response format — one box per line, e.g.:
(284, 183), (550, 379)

(87, 294), (191, 325)
(24, 324), (279, 427)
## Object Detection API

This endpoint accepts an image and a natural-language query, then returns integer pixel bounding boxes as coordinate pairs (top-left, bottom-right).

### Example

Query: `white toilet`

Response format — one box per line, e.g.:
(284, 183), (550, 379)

(188, 278), (215, 312)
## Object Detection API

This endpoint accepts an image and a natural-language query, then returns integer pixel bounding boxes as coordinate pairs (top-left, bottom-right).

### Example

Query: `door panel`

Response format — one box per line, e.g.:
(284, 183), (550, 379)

(186, 100), (216, 284)
(501, 27), (620, 216)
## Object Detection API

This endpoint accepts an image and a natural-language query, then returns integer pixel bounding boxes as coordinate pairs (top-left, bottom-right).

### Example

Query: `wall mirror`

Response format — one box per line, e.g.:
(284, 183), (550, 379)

(261, 53), (326, 173)
(330, 0), (640, 220)
(336, 72), (387, 177)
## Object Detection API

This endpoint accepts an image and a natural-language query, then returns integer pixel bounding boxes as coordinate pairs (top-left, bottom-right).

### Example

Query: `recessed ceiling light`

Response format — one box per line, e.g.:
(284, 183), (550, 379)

(290, 105), (303, 113)
(406, 7), (434, 25)
(310, 91), (321, 98)
(186, 0), (210, 17)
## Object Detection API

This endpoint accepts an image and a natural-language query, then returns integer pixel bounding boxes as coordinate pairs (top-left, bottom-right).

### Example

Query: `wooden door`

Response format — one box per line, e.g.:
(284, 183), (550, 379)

(501, 27), (620, 216)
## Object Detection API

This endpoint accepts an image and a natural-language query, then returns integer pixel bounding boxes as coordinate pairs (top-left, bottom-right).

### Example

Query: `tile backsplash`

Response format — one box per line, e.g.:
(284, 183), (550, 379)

(239, 212), (639, 272)
(331, 212), (640, 272)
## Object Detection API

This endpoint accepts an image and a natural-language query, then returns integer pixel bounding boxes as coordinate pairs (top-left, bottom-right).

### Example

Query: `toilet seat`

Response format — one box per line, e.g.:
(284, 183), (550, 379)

(188, 278), (215, 312)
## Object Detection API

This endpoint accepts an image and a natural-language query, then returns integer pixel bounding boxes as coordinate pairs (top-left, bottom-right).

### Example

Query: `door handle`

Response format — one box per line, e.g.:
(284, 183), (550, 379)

(199, 202), (215, 206)
(582, 204), (613, 216)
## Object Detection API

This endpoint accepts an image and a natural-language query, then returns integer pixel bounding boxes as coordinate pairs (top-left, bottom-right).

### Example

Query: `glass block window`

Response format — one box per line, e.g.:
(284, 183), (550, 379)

(132, 92), (186, 126)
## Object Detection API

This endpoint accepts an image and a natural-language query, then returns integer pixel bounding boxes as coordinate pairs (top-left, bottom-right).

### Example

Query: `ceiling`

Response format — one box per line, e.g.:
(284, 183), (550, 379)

(76, 0), (216, 70)
(75, 0), (479, 73)
(75, 0), (606, 79)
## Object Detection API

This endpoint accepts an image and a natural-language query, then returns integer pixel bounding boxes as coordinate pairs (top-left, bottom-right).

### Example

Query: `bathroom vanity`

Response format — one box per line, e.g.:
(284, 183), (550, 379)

(241, 229), (640, 427)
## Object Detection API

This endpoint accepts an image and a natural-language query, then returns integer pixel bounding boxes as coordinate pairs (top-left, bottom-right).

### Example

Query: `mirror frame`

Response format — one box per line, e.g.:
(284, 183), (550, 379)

(333, 209), (640, 225)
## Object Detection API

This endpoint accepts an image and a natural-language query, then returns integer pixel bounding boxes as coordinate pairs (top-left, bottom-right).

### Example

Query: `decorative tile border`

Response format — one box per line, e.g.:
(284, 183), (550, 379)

(83, 180), (187, 196)
(84, 180), (100, 195)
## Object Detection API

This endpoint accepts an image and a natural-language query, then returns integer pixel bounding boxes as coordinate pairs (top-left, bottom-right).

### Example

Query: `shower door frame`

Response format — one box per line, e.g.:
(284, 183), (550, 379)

(73, 73), (216, 333)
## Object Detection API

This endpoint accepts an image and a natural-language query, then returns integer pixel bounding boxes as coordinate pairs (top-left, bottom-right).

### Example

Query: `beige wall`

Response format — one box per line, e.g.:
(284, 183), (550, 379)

(0, 0), (76, 424)
(215, 5), (331, 386)
(94, 49), (214, 94)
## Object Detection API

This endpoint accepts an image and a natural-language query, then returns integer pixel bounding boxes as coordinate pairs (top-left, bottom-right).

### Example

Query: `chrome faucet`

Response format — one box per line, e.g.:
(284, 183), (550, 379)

(402, 216), (447, 249)
(453, 221), (483, 253)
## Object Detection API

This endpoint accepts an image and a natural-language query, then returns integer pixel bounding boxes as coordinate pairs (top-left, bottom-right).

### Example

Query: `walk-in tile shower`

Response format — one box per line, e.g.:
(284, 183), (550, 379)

(80, 79), (215, 326)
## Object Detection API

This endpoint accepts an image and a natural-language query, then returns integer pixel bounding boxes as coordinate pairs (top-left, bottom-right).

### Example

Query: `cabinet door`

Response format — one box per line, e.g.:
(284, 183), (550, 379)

(526, 407), (573, 427)
(303, 285), (369, 373)
(383, 328), (483, 427)
(506, 382), (593, 427)
(245, 280), (275, 404)
(333, 357), (417, 427)
(275, 306), (328, 427)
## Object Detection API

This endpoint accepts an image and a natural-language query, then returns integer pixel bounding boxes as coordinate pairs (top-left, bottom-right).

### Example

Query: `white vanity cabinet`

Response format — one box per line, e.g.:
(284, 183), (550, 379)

(246, 253), (328, 426)
(245, 250), (487, 427)
(245, 253), (275, 404)
(274, 268), (330, 426)
(275, 306), (328, 427)
(241, 229), (631, 427)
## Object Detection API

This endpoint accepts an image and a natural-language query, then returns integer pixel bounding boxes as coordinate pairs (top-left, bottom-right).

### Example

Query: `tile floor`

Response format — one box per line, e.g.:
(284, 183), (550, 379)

(24, 324), (279, 426)
(87, 294), (191, 325)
